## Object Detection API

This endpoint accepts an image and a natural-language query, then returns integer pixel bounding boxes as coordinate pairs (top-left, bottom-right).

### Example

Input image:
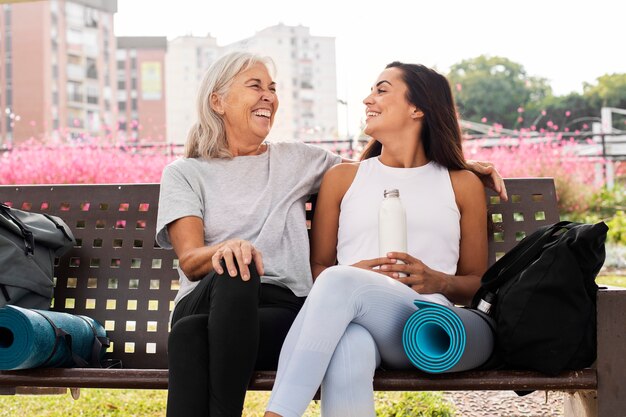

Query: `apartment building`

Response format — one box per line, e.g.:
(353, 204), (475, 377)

(0, 0), (117, 146)
(116, 36), (167, 142)
(165, 35), (219, 144)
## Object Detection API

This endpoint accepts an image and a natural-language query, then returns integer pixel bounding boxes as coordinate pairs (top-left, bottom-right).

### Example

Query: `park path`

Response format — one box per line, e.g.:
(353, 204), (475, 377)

(443, 390), (564, 417)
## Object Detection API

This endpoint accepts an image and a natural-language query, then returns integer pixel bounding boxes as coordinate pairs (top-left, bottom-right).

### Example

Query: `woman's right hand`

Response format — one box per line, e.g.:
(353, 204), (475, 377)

(212, 239), (264, 281)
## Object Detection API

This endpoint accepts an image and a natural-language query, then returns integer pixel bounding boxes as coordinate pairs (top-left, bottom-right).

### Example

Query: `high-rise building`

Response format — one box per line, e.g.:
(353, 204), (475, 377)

(116, 36), (167, 142)
(0, 0), (118, 146)
(165, 35), (219, 144)
(223, 24), (338, 142)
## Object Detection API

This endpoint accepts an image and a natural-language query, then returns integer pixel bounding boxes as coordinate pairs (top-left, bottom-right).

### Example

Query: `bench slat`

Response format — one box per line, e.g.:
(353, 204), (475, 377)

(0, 368), (596, 391)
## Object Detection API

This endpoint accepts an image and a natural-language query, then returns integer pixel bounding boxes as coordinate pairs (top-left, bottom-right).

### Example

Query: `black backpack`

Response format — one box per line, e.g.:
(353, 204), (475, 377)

(472, 221), (608, 375)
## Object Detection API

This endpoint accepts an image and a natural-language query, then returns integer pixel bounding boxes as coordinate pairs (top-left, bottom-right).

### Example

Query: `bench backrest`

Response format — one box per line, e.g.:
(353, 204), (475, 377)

(0, 178), (559, 369)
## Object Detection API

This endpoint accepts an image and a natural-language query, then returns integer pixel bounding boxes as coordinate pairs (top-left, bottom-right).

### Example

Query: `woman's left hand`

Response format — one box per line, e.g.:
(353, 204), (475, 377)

(380, 252), (447, 294)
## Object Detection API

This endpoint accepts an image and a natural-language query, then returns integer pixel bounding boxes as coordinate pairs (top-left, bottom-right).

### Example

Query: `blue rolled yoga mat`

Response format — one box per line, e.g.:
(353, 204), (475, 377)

(0, 305), (106, 370)
(402, 300), (495, 373)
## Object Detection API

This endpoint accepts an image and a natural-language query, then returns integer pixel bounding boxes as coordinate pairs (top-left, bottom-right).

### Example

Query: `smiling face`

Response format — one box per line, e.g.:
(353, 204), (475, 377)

(362, 67), (421, 139)
(212, 62), (279, 148)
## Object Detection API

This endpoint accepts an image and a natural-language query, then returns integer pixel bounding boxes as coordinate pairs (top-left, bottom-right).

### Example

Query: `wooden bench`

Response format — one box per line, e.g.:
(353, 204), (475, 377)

(0, 179), (624, 416)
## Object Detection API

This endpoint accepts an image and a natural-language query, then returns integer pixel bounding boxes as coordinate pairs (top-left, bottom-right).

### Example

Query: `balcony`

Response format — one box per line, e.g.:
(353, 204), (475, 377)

(67, 93), (84, 104)
(67, 65), (85, 81)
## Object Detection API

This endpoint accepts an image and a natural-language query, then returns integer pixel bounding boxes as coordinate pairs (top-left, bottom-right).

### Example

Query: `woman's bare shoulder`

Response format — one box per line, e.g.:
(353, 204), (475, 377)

(320, 161), (360, 197)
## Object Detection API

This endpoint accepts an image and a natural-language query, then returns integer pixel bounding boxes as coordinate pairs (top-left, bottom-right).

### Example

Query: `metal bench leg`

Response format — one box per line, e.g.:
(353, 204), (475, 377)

(596, 290), (626, 417)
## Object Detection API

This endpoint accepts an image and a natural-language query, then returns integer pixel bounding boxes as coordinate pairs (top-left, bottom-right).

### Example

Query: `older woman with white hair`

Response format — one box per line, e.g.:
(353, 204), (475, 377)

(156, 51), (507, 417)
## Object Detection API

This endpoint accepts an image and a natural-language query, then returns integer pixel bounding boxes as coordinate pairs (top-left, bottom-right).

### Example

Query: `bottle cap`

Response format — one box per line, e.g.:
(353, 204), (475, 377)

(476, 292), (496, 315)
(384, 189), (400, 198)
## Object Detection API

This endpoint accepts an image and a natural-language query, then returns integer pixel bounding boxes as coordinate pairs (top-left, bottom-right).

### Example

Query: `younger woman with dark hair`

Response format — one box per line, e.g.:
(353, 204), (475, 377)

(265, 62), (488, 417)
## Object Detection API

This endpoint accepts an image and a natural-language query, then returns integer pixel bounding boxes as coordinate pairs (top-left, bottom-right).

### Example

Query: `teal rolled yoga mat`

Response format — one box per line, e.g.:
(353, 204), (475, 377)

(0, 305), (106, 370)
(402, 300), (495, 373)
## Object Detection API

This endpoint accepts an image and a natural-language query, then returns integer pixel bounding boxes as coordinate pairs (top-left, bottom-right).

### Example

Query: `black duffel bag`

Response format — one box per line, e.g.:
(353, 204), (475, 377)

(472, 220), (608, 376)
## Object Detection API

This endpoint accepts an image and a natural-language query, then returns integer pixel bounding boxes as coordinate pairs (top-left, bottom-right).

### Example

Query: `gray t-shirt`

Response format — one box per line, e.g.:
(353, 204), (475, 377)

(156, 141), (341, 305)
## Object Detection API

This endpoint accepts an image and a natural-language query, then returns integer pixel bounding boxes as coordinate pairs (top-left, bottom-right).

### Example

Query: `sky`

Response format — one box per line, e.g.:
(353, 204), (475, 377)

(114, 0), (626, 136)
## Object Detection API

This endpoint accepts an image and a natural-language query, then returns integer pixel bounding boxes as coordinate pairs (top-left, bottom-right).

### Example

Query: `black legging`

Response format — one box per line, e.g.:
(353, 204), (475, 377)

(166, 263), (305, 417)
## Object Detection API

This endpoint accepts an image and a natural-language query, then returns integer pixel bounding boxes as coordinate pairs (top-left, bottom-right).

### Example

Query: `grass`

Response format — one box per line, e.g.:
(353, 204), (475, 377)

(597, 274), (626, 288)
(0, 390), (452, 417)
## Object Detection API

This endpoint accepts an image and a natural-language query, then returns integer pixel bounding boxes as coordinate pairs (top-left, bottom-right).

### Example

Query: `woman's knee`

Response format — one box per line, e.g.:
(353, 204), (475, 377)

(212, 263), (261, 304)
(312, 265), (361, 296)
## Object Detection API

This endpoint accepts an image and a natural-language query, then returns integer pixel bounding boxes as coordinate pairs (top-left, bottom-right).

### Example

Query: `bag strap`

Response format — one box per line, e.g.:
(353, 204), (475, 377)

(0, 284), (11, 303)
(42, 213), (74, 242)
(32, 310), (89, 368)
(0, 203), (35, 256)
(480, 221), (574, 292)
(76, 315), (112, 368)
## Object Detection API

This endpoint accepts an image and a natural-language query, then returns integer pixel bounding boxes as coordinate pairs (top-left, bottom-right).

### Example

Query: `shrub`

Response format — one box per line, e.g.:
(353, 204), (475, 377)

(565, 184), (626, 245)
(0, 140), (177, 185)
(464, 134), (604, 215)
(375, 391), (454, 417)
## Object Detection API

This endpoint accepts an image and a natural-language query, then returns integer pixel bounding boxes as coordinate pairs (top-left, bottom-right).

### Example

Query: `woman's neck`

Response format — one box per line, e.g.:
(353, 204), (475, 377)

(228, 141), (267, 157)
(378, 138), (428, 168)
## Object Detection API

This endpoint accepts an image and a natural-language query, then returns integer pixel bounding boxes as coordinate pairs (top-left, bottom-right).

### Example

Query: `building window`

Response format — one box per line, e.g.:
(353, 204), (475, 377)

(86, 85), (99, 104)
(118, 101), (126, 111)
(117, 60), (126, 71)
(117, 80), (126, 90)
(86, 58), (97, 79)
(131, 98), (137, 111)
(67, 82), (83, 102)
(5, 32), (11, 54)
(84, 8), (98, 28)
(4, 7), (11, 26)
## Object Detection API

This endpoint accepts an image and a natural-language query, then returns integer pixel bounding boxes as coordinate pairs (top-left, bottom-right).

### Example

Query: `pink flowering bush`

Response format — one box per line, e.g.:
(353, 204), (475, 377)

(463, 133), (606, 215)
(0, 135), (617, 218)
(1, 140), (178, 185)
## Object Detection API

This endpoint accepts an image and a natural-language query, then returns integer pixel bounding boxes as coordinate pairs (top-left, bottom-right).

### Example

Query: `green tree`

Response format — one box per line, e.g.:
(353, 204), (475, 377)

(526, 73), (626, 133)
(448, 55), (551, 128)
(525, 92), (598, 133)
(584, 73), (626, 130)
(584, 73), (626, 108)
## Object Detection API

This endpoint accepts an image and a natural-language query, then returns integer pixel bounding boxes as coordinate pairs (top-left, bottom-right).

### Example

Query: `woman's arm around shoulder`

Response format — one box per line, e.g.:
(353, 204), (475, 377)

(310, 162), (359, 280)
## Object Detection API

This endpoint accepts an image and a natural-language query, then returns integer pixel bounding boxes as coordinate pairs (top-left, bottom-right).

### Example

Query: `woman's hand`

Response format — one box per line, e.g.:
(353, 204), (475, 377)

(212, 239), (264, 281)
(380, 252), (448, 294)
(465, 160), (508, 201)
(350, 257), (400, 278)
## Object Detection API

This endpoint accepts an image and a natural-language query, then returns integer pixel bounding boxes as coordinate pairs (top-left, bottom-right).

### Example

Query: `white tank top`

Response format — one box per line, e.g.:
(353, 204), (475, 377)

(337, 157), (461, 275)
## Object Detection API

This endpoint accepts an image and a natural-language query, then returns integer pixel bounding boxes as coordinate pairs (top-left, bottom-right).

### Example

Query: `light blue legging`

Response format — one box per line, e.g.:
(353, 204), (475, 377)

(266, 265), (451, 417)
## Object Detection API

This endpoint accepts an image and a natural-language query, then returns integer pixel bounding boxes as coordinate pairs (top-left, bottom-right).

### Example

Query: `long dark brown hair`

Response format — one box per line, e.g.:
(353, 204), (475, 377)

(360, 62), (466, 170)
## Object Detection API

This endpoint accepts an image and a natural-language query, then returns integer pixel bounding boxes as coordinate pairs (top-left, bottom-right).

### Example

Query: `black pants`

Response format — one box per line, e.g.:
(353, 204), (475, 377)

(166, 264), (305, 417)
